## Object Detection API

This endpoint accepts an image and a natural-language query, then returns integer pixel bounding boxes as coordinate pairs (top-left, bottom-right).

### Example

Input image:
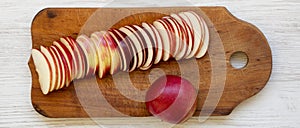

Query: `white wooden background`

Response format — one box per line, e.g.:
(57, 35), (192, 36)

(0, 0), (299, 127)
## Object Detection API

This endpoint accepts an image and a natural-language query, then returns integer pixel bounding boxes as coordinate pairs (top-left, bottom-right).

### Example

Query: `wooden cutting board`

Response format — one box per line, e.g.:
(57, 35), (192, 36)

(29, 7), (272, 118)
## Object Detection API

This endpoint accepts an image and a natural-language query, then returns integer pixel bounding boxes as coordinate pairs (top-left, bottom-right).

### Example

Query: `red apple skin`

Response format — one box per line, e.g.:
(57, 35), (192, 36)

(145, 75), (197, 124)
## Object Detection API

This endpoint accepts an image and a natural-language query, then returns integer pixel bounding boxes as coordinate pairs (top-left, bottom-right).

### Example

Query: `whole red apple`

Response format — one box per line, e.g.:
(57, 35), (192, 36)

(145, 75), (198, 124)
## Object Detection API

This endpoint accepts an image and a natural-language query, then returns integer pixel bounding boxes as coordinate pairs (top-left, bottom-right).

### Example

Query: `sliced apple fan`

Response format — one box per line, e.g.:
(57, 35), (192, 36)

(31, 11), (210, 95)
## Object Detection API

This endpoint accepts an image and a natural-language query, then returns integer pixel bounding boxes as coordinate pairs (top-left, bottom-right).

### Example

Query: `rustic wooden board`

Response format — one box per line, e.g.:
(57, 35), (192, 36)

(29, 7), (272, 118)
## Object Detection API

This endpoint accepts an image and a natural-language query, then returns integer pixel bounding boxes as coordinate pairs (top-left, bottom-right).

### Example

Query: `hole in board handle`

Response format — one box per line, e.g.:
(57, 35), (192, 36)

(230, 51), (249, 69)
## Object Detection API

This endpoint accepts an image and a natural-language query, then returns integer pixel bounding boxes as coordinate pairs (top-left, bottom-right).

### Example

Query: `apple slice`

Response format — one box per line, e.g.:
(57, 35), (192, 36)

(185, 12), (204, 59)
(171, 13), (193, 59)
(51, 45), (67, 89)
(85, 35), (100, 72)
(146, 23), (164, 64)
(127, 25), (148, 67)
(117, 28), (138, 72)
(180, 12), (202, 58)
(53, 41), (72, 86)
(76, 35), (98, 77)
(102, 31), (121, 75)
(171, 17), (188, 60)
(90, 31), (111, 78)
(72, 39), (87, 79)
(189, 11), (209, 58)
(142, 22), (162, 65)
(113, 29), (136, 72)
(40, 46), (57, 92)
(197, 16), (209, 58)
(49, 46), (63, 90)
(133, 25), (154, 70)
(31, 49), (52, 95)
(164, 17), (187, 60)
(119, 26), (143, 70)
(60, 37), (77, 82)
(153, 20), (172, 61)
(162, 16), (180, 59)
(65, 36), (84, 79)
(48, 46), (62, 91)
(108, 29), (132, 72)
(124, 25), (147, 68)
(177, 13), (196, 58)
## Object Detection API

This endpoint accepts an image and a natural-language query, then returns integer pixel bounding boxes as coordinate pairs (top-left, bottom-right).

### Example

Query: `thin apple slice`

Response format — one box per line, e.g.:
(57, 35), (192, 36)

(86, 35), (100, 72)
(113, 29), (135, 72)
(162, 16), (180, 59)
(189, 11), (209, 58)
(64, 36), (84, 82)
(109, 29), (132, 72)
(52, 45), (67, 89)
(90, 31), (111, 78)
(40, 46), (57, 92)
(186, 11), (204, 58)
(49, 46), (62, 91)
(171, 13), (193, 59)
(147, 23), (164, 64)
(119, 26), (143, 70)
(197, 16), (209, 58)
(102, 31), (121, 75)
(171, 17), (188, 60)
(127, 25), (148, 67)
(181, 12), (202, 58)
(178, 13), (196, 59)
(118, 28), (138, 72)
(60, 37), (77, 81)
(165, 17), (187, 60)
(72, 39), (86, 79)
(142, 22), (162, 65)
(31, 49), (52, 95)
(76, 35), (98, 77)
(49, 46), (63, 90)
(53, 41), (72, 86)
(125, 25), (147, 68)
(133, 25), (154, 70)
(153, 20), (172, 61)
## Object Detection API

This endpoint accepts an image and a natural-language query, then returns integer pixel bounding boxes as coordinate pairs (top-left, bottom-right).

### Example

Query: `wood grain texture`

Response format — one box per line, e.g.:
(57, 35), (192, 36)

(0, 0), (299, 127)
(29, 7), (271, 118)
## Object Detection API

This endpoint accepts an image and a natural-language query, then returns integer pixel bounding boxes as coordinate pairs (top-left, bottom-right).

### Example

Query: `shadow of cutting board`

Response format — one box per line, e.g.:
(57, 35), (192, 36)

(29, 7), (272, 118)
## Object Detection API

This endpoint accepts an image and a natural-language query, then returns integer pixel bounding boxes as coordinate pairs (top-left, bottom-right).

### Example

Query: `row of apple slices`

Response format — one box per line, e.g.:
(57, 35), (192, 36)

(31, 11), (209, 95)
